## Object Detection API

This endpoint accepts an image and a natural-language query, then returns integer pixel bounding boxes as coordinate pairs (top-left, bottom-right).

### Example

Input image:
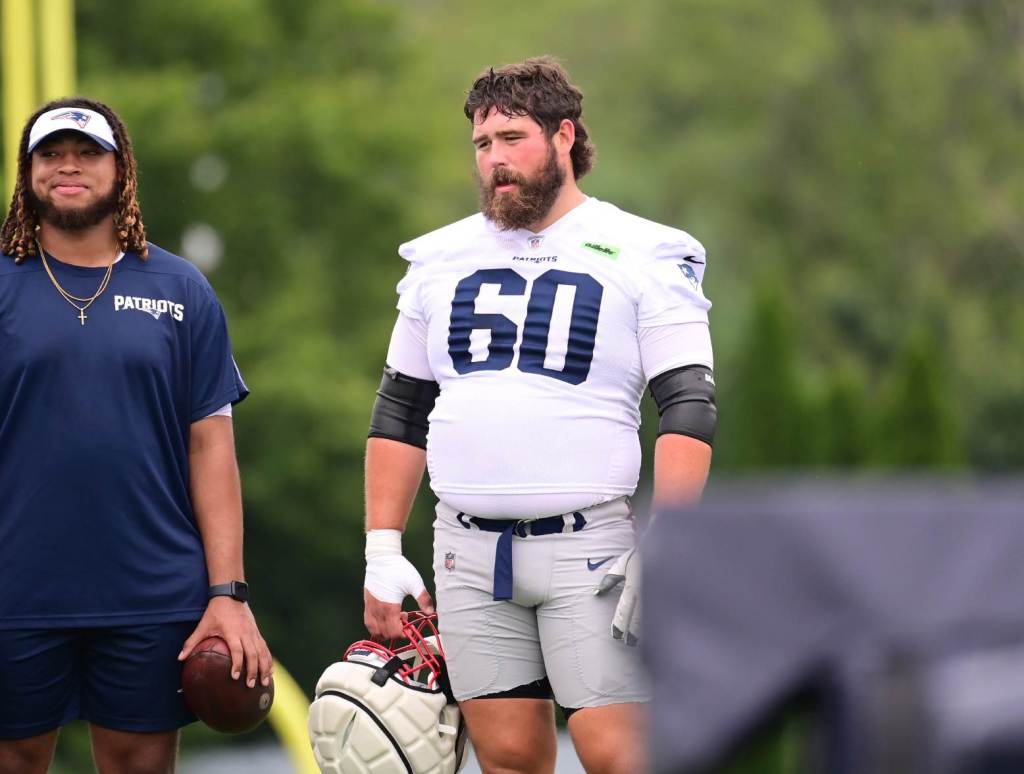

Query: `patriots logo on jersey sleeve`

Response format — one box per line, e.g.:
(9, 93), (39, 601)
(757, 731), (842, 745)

(678, 263), (700, 290)
(52, 110), (91, 128)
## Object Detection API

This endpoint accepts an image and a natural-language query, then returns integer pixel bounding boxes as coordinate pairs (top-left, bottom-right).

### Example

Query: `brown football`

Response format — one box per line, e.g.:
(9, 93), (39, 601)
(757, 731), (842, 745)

(181, 636), (274, 734)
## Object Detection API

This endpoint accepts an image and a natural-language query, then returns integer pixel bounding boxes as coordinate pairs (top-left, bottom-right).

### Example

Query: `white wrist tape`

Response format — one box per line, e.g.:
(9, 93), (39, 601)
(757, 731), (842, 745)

(365, 528), (403, 558)
(364, 529), (426, 604)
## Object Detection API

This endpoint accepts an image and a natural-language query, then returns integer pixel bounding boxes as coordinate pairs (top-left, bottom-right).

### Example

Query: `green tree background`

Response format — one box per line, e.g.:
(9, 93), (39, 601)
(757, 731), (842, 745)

(3, 0), (1022, 770)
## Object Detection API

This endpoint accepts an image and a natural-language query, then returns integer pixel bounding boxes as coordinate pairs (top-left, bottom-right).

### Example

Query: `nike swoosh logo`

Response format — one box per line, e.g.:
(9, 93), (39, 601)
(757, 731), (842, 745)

(682, 255), (705, 265)
(587, 557), (614, 571)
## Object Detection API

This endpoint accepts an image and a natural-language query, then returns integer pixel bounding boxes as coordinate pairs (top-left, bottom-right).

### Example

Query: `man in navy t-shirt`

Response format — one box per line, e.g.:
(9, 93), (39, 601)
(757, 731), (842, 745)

(0, 97), (271, 771)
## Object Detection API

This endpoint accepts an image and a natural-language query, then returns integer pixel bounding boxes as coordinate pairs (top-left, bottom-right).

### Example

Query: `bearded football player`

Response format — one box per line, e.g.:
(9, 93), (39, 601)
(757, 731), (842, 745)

(362, 58), (715, 774)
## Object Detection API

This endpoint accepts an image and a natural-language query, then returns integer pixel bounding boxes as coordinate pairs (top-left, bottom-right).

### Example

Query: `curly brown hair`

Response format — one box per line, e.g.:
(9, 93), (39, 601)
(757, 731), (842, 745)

(1, 96), (148, 263)
(464, 56), (595, 180)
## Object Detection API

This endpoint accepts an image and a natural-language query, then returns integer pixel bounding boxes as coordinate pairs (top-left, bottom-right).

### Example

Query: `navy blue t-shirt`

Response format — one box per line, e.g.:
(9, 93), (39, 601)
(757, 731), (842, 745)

(0, 244), (248, 628)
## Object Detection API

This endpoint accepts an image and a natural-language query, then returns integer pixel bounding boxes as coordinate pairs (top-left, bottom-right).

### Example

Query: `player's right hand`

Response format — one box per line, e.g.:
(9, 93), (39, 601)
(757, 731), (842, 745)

(364, 529), (434, 640)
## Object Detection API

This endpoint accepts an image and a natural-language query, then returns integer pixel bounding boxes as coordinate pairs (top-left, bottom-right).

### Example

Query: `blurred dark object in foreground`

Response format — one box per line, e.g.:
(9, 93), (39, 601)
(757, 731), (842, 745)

(644, 478), (1024, 774)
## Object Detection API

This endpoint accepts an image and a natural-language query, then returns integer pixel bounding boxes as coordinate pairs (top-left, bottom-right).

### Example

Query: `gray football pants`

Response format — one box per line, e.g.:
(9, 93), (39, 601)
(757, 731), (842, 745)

(432, 498), (650, 708)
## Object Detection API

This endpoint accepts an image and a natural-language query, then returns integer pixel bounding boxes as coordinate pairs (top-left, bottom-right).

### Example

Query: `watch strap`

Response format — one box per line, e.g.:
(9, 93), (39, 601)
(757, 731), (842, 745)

(208, 580), (249, 602)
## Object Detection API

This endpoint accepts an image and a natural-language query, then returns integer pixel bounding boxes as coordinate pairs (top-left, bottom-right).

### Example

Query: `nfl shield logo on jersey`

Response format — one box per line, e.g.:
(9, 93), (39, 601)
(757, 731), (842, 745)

(528, 235), (545, 250)
(444, 552), (456, 572)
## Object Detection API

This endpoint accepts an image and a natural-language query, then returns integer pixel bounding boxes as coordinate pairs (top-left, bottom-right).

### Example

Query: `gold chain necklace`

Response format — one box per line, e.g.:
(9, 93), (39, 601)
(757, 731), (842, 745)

(37, 240), (116, 326)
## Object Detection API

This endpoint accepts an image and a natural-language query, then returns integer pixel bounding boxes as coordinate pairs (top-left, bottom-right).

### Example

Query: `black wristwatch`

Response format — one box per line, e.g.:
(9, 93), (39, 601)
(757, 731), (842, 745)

(208, 580), (249, 603)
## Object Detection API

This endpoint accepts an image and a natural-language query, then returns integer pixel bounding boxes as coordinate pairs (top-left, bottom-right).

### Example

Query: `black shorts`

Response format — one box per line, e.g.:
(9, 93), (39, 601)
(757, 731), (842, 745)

(0, 621), (199, 739)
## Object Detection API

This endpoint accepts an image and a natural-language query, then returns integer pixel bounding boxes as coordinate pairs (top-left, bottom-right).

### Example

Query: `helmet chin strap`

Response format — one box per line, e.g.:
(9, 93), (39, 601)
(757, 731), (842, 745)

(371, 655), (406, 687)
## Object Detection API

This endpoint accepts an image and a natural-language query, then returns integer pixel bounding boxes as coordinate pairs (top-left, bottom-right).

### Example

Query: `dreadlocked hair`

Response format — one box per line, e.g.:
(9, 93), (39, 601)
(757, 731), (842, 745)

(464, 56), (595, 180)
(1, 96), (148, 264)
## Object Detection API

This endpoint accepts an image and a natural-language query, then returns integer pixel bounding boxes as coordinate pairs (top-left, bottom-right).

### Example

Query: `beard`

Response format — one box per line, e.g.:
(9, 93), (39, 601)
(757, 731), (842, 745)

(479, 143), (565, 231)
(28, 185), (118, 232)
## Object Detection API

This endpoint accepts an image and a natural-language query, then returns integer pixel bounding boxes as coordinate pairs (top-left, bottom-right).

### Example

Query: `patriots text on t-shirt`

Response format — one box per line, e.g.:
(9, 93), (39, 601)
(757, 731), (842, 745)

(113, 294), (185, 321)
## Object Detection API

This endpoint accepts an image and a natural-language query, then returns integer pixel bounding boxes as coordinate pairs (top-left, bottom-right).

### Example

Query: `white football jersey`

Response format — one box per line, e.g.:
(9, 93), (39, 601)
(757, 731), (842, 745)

(390, 197), (712, 518)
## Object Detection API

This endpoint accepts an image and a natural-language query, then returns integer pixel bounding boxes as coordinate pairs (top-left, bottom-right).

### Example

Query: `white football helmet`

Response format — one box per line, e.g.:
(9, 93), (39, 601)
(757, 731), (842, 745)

(309, 613), (469, 774)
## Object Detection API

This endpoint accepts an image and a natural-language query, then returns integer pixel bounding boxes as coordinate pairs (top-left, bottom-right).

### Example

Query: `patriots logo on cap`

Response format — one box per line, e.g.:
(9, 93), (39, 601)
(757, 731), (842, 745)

(52, 110), (91, 128)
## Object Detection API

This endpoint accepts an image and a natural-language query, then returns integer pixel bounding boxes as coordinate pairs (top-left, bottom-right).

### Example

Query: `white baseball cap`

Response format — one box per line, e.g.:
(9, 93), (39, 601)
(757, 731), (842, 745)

(27, 107), (118, 153)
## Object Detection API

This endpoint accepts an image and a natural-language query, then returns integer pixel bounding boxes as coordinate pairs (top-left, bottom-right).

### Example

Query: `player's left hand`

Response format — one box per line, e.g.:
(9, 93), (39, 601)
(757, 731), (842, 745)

(593, 547), (641, 646)
(178, 597), (273, 688)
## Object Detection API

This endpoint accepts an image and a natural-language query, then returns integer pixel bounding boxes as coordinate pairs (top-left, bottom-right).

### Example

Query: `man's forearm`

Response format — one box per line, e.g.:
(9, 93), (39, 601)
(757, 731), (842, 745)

(183, 416), (270, 687)
(652, 433), (712, 512)
(189, 416), (245, 584)
(365, 437), (427, 532)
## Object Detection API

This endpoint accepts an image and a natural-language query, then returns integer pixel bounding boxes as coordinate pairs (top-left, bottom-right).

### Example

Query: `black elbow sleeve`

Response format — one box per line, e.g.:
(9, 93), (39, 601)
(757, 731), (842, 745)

(648, 365), (717, 446)
(368, 367), (440, 449)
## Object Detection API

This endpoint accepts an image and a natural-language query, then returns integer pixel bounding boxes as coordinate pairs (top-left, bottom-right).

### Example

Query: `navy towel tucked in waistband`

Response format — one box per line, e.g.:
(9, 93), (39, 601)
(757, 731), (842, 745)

(457, 511), (587, 600)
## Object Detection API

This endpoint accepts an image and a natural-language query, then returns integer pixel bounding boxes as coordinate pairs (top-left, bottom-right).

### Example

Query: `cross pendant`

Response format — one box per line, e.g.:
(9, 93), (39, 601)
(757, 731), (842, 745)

(78, 309), (87, 325)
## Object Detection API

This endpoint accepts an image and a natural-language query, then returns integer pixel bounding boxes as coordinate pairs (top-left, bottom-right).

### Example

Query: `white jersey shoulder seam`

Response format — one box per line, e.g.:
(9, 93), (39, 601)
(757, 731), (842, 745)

(398, 213), (488, 263)
(583, 200), (706, 266)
